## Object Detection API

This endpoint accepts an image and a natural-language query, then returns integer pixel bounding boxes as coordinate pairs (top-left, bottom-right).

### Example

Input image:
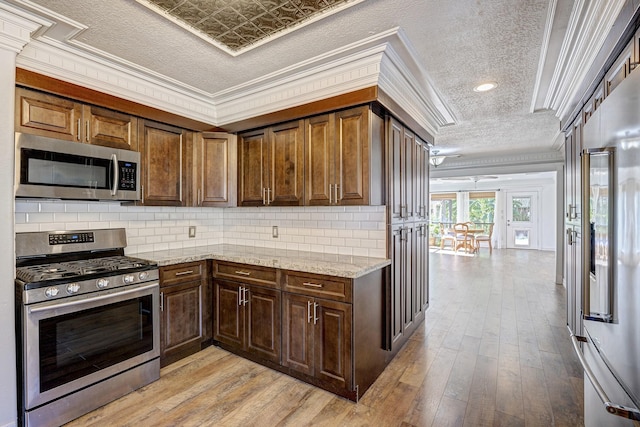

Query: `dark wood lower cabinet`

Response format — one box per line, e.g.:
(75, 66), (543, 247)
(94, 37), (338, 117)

(159, 261), (211, 367)
(214, 279), (281, 364)
(282, 291), (353, 390)
(213, 262), (390, 402)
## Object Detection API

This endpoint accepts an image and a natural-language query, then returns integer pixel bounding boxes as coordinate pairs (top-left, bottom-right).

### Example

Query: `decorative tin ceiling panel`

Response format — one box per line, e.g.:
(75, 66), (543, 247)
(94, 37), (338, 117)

(143, 0), (361, 53)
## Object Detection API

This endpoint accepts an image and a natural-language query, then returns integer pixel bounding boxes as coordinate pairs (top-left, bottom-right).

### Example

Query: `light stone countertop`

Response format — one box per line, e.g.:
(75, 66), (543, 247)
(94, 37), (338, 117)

(134, 244), (390, 279)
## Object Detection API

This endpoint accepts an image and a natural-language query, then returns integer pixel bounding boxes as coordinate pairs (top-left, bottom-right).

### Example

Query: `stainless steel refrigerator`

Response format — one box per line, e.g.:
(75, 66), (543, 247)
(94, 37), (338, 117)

(577, 66), (640, 426)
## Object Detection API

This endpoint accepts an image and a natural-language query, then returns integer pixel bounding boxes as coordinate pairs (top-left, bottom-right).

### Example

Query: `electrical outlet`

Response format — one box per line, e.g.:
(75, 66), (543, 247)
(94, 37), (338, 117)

(272, 226), (278, 238)
(188, 226), (196, 238)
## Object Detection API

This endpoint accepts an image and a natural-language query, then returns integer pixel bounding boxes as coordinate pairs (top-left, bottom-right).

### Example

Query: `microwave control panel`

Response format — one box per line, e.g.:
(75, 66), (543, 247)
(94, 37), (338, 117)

(118, 161), (137, 191)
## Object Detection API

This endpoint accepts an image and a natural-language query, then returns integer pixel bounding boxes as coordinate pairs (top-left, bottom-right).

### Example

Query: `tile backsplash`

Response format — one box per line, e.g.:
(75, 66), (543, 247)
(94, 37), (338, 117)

(14, 201), (387, 258)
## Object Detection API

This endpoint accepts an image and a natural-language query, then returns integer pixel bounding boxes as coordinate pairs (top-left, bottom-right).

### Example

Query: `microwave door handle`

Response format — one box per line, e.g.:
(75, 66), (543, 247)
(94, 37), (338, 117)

(110, 154), (119, 196)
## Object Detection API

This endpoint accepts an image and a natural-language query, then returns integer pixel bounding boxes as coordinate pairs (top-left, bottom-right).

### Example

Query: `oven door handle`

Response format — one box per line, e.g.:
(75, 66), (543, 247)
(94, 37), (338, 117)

(28, 283), (158, 314)
(110, 153), (119, 197)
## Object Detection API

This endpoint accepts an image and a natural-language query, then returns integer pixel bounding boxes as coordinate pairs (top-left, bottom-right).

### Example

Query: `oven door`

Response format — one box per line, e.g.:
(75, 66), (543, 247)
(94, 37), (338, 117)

(22, 282), (159, 410)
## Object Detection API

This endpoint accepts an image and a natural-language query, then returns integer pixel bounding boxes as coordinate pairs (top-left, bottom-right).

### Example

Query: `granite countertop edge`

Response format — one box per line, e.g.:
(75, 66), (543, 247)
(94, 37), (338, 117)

(134, 244), (391, 279)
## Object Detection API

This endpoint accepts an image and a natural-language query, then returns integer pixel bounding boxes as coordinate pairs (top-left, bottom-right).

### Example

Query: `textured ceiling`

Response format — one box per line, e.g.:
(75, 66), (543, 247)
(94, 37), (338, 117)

(140, 0), (358, 52)
(21, 0), (562, 159)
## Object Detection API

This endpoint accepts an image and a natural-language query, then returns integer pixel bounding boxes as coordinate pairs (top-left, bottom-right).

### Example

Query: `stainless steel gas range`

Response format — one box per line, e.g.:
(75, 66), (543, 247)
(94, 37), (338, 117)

(15, 228), (160, 427)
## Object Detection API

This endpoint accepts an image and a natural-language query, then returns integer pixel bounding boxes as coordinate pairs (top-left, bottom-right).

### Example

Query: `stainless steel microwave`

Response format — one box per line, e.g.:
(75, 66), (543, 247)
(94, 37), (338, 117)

(15, 133), (140, 201)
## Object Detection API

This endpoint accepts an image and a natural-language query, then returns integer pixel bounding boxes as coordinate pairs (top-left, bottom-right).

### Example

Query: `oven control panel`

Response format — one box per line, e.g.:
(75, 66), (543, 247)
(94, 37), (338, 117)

(49, 232), (95, 245)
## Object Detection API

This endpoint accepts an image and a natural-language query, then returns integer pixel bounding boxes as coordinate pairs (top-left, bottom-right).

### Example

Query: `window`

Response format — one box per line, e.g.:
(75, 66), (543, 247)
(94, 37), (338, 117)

(430, 192), (457, 225)
(469, 192), (495, 224)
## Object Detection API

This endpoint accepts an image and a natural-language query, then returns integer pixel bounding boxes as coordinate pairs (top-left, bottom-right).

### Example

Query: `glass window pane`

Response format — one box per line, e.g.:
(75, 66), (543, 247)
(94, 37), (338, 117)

(512, 197), (531, 221)
(514, 229), (530, 246)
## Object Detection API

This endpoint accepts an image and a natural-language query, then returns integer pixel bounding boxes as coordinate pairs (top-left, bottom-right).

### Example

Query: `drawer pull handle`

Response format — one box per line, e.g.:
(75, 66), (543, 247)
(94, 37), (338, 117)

(303, 282), (323, 288)
(235, 271), (251, 276)
(174, 270), (194, 276)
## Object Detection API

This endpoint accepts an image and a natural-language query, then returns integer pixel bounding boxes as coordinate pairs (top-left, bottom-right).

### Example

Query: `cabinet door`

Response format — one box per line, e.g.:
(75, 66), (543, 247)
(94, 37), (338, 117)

(160, 281), (203, 366)
(83, 105), (137, 150)
(314, 299), (352, 389)
(282, 292), (314, 376)
(214, 280), (244, 349)
(238, 130), (269, 206)
(335, 106), (370, 205)
(139, 120), (185, 206)
(246, 285), (281, 363)
(402, 127), (416, 220)
(388, 117), (404, 221)
(416, 224), (429, 312)
(196, 132), (237, 207)
(415, 138), (429, 220)
(389, 226), (404, 347)
(15, 88), (82, 141)
(572, 118), (582, 221)
(269, 121), (304, 206)
(403, 225), (416, 334)
(305, 114), (334, 205)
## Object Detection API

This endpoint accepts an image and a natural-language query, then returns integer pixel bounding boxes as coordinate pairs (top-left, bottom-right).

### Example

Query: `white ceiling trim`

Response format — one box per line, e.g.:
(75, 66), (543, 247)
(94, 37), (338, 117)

(8, 3), (454, 135)
(0, 3), (46, 52)
(541, 0), (625, 121)
(431, 150), (564, 172)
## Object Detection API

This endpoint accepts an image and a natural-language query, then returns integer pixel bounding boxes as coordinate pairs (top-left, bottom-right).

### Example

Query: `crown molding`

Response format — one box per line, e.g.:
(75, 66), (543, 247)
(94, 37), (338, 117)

(0, 3), (44, 53)
(6, 1), (453, 135)
(535, 0), (625, 119)
(431, 150), (564, 172)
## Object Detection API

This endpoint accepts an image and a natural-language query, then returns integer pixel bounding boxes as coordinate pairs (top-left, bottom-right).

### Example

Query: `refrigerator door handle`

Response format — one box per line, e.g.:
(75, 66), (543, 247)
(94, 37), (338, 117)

(570, 334), (640, 421)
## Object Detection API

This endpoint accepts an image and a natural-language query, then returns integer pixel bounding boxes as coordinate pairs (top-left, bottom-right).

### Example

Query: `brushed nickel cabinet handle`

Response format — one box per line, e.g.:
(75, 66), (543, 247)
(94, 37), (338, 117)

(141, 185), (144, 204)
(334, 184), (339, 204)
(313, 302), (319, 325)
(303, 282), (323, 288)
(174, 270), (194, 276)
(234, 271), (251, 276)
(329, 184), (333, 204)
(307, 300), (313, 323)
(262, 187), (267, 205)
(85, 120), (90, 142)
(160, 291), (164, 312)
(77, 119), (81, 141)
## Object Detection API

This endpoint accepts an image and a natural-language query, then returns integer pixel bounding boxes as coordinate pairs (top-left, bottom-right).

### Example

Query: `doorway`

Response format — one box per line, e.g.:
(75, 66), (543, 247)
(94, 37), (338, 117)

(505, 191), (539, 249)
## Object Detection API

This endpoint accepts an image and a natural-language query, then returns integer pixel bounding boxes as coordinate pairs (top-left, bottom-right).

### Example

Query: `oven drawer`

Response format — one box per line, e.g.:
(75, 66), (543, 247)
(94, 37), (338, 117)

(213, 261), (278, 288)
(283, 271), (352, 302)
(160, 261), (206, 286)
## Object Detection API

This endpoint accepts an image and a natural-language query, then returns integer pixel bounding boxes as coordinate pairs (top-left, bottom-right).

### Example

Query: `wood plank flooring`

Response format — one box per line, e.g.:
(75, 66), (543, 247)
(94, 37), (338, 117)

(66, 249), (584, 427)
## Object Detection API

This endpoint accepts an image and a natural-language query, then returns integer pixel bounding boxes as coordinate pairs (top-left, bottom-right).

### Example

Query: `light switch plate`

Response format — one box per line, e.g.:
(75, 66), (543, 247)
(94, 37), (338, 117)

(189, 226), (196, 238)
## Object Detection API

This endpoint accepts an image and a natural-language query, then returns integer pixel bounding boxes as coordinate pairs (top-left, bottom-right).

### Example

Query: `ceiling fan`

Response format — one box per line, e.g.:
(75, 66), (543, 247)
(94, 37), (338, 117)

(429, 149), (461, 167)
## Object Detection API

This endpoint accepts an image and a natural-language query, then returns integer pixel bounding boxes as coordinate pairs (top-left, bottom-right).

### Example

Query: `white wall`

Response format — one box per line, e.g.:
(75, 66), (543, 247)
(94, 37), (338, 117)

(430, 172), (558, 250)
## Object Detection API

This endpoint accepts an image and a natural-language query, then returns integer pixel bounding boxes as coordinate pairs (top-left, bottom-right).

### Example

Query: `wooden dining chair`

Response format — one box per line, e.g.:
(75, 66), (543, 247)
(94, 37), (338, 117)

(440, 223), (456, 250)
(453, 223), (474, 253)
(474, 223), (494, 254)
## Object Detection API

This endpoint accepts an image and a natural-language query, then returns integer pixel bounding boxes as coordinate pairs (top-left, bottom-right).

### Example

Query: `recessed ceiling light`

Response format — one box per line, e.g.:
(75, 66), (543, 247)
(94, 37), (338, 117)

(473, 82), (497, 92)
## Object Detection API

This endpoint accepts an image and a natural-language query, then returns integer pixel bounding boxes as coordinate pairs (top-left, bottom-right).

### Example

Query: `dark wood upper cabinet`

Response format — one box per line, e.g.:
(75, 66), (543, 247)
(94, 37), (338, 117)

(305, 105), (383, 206)
(238, 121), (304, 206)
(15, 87), (137, 150)
(192, 132), (237, 207)
(138, 119), (187, 206)
(82, 105), (138, 150)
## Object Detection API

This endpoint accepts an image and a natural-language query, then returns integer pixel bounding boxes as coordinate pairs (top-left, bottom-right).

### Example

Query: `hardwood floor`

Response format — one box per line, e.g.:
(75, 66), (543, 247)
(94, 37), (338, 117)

(66, 249), (584, 427)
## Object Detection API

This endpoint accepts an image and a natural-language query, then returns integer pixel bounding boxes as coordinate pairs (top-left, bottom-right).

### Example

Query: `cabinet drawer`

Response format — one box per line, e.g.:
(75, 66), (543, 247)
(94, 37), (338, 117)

(284, 271), (352, 302)
(213, 261), (277, 288)
(160, 261), (205, 286)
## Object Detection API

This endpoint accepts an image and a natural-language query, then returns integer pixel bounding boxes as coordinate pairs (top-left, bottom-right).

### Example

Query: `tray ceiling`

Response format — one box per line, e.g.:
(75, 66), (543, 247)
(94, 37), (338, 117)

(139, 0), (361, 54)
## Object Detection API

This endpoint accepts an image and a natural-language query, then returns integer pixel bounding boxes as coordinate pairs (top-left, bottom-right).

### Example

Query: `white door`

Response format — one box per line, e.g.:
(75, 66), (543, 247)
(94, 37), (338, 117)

(506, 191), (539, 249)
